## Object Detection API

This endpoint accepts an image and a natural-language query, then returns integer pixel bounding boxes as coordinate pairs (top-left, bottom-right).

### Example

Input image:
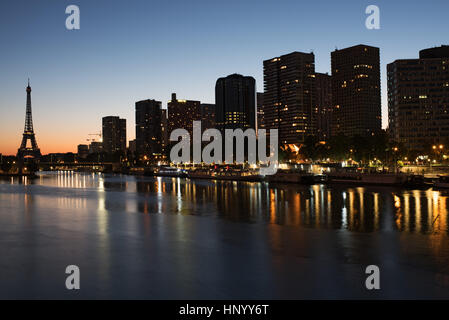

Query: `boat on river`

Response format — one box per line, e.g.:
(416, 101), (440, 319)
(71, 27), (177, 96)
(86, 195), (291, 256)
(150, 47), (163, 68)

(433, 176), (449, 189)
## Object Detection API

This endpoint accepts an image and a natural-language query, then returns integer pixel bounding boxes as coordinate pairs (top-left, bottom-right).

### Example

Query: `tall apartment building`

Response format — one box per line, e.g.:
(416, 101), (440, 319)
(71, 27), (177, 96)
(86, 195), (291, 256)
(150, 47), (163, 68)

(161, 109), (168, 155)
(331, 44), (381, 137)
(200, 103), (216, 131)
(168, 93), (202, 138)
(215, 74), (256, 132)
(315, 73), (332, 141)
(388, 45), (449, 151)
(128, 139), (136, 154)
(77, 144), (89, 159)
(102, 116), (126, 154)
(135, 99), (164, 160)
(256, 92), (265, 131)
(263, 51), (316, 146)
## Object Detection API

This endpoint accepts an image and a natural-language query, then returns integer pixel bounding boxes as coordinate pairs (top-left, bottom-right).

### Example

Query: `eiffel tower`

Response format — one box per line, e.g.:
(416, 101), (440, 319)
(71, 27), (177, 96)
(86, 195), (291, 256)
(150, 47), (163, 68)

(17, 79), (41, 160)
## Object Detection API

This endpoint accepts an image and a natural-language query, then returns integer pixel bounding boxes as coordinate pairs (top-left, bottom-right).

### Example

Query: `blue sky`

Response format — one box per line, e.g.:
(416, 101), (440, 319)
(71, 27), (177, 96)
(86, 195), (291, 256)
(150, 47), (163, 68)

(0, 0), (448, 154)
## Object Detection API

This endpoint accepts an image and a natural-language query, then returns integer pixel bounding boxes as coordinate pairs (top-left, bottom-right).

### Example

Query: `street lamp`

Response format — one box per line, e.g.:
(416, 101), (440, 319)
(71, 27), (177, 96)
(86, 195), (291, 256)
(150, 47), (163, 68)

(432, 145), (444, 163)
(392, 147), (399, 173)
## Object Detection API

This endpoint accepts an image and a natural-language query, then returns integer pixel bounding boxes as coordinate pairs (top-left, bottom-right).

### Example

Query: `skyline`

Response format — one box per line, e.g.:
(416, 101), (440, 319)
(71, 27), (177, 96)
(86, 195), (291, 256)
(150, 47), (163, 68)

(1, 0), (448, 155)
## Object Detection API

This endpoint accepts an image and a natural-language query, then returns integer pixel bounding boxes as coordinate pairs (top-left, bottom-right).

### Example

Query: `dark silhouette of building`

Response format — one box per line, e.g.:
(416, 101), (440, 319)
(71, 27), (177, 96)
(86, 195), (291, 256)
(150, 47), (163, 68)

(257, 92), (265, 131)
(44, 153), (75, 163)
(263, 52), (316, 146)
(315, 73), (332, 141)
(135, 99), (164, 160)
(102, 116), (126, 154)
(128, 139), (136, 153)
(419, 45), (449, 59)
(89, 141), (103, 154)
(215, 74), (256, 132)
(168, 93), (202, 138)
(388, 45), (449, 151)
(17, 80), (41, 160)
(201, 103), (216, 132)
(331, 45), (381, 137)
(161, 109), (168, 156)
(77, 144), (89, 159)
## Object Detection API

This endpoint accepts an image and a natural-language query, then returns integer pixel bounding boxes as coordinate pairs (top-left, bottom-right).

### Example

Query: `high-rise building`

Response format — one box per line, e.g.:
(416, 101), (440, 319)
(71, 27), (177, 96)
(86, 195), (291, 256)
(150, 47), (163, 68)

(388, 45), (449, 151)
(215, 74), (256, 132)
(419, 45), (449, 59)
(135, 99), (164, 160)
(102, 116), (126, 154)
(128, 139), (136, 154)
(201, 103), (216, 132)
(331, 44), (381, 137)
(256, 92), (265, 131)
(77, 144), (89, 159)
(161, 109), (168, 156)
(168, 93), (202, 138)
(263, 52), (316, 146)
(315, 73), (332, 141)
(89, 141), (103, 154)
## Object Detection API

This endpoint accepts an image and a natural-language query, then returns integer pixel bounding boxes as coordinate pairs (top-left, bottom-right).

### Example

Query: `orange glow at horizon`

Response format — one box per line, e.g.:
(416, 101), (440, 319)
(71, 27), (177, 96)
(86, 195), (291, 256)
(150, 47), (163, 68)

(0, 122), (135, 156)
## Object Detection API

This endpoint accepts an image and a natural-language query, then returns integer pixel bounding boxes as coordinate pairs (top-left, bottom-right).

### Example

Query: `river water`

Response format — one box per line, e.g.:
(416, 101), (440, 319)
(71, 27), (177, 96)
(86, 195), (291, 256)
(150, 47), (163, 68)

(1, 171), (449, 299)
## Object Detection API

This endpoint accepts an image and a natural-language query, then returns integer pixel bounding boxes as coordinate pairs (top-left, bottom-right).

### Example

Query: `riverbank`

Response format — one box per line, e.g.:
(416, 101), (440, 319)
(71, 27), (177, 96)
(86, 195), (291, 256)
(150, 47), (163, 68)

(0, 172), (37, 178)
(36, 166), (446, 189)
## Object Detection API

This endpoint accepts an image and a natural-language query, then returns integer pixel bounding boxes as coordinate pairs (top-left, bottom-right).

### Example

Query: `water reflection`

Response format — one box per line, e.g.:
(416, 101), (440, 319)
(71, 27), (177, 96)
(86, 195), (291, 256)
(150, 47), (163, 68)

(2, 171), (449, 236)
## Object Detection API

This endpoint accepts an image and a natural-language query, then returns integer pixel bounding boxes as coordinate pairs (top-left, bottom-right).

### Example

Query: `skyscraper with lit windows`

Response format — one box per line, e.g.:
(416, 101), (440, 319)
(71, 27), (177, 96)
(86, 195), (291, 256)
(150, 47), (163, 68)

(263, 51), (316, 146)
(388, 45), (449, 151)
(168, 93), (202, 138)
(102, 116), (126, 154)
(331, 44), (381, 137)
(135, 99), (164, 160)
(215, 74), (256, 132)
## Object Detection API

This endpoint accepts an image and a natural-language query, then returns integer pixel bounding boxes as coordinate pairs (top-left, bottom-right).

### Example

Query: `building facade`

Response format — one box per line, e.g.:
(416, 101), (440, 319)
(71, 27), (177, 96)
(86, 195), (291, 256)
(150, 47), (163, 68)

(168, 93), (202, 138)
(161, 109), (168, 156)
(263, 52), (316, 146)
(89, 141), (103, 154)
(200, 103), (216, 132)
(315, 72), (332, 141)
(102, 116), (126, 154)
(388, 46), (449, 151)
(331, 44), (381, 137)
(215, 74), (256, 132)
(256, 92), (265, 132)
(135, 99), (164, 160)
(77, 144), (89, 159)
(128, 139), (136, 154)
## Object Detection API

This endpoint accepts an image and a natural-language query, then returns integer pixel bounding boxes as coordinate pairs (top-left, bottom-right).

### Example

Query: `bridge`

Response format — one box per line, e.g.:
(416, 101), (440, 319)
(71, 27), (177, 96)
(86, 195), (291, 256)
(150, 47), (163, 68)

(39, 162), (117, 172)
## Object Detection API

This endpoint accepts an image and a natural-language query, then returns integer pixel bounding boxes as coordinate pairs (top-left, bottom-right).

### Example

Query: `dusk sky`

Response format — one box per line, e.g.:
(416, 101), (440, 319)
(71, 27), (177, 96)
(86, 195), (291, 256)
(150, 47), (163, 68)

(0, 0), (447, 155)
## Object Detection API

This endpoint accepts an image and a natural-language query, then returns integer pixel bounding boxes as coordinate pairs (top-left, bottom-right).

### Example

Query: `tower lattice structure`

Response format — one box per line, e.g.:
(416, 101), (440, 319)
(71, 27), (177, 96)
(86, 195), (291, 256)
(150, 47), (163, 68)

(17, 80), (41, 160)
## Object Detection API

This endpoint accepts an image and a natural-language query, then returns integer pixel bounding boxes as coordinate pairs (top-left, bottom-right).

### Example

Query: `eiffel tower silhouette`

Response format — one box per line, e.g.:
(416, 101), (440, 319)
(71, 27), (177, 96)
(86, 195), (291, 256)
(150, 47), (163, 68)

(17, 79), (41, 160)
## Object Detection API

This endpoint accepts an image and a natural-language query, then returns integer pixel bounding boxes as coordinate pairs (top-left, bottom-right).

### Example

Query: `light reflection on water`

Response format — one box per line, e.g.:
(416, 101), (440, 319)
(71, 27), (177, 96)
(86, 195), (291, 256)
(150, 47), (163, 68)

(3, 171), (449, 298)
(2, 171), (449, 236)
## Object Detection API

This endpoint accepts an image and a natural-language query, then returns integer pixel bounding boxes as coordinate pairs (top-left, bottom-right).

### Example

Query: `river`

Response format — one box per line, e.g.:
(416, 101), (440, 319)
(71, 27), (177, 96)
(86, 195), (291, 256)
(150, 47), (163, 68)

(1, 171), (449, 299)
